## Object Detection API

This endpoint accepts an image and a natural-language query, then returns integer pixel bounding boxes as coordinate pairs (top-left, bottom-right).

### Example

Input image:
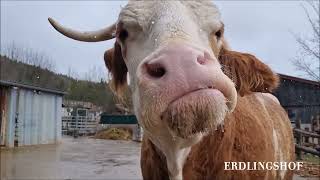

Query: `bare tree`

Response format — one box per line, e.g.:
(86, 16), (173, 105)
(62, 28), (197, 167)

(67, 66), (80, 79)
(292, 1), (320, 81)
(2, 42), (56, 71)
(83, 65), (107, 82)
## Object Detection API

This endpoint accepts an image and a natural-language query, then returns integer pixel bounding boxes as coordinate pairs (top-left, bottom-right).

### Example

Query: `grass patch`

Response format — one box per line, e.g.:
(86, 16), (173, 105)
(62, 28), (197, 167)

(302, 154), (320, 165)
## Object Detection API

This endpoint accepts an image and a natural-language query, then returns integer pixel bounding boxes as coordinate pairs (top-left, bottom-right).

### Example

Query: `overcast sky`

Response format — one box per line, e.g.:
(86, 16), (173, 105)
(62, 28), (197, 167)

(0, 1), (316, 80)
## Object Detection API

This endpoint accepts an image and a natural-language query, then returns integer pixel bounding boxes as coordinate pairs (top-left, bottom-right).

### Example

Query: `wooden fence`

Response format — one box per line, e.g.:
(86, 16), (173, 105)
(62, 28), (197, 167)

(294, 115), (320, 159)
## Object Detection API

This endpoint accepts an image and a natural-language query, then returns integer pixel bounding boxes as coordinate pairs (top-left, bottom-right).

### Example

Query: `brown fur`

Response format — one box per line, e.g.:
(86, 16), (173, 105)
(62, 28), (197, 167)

(104, 43), (293, 180)
(218, 48), (279, 96)
(141, 94), (295, 180)
(141, 137), (170, 180)
(104, 42), (128, 95)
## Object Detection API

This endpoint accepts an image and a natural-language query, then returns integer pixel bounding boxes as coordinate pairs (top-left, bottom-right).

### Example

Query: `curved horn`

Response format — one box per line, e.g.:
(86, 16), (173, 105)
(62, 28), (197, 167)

(48, 17), (116, 42)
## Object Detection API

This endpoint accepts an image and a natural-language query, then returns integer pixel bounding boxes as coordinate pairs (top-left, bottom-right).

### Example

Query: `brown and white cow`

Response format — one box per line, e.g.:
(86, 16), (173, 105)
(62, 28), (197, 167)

(49, 1), (295, 179)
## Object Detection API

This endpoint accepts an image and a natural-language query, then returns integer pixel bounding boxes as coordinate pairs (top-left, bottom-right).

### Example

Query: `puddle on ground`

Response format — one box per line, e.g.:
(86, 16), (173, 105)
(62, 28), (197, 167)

(0, 137), (142, 179)
(1, 137), (315, 180)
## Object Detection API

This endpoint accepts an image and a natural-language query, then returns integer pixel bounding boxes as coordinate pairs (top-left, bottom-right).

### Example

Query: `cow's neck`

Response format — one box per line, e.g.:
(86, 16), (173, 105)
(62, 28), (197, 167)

(144, 129), (204, 180)
(166, 147), (190, 180)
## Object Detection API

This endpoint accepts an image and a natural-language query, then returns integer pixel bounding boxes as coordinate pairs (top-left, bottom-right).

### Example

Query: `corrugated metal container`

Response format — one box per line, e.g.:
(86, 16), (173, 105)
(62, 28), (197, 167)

(0, 80), (64, 148)
(100, 114), (138, 124)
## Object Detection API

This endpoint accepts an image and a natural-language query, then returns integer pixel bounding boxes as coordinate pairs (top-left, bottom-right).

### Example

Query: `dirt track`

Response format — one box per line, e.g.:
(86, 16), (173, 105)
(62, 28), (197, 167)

(0, 137), (316, 180)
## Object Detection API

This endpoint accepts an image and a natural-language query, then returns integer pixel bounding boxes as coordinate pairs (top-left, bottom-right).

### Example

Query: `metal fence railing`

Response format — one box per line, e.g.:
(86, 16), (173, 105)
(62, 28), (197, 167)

(62, 116), (98, 137)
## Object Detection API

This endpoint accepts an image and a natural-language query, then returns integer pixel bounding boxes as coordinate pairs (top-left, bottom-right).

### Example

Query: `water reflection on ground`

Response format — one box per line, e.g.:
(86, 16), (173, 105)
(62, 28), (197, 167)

(0, 137), (142, 179)
(1, 137), (316, 180)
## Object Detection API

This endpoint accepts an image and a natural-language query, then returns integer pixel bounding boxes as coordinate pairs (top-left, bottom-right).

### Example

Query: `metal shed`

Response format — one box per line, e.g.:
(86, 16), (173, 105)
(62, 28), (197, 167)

(0, 80), (65, 148)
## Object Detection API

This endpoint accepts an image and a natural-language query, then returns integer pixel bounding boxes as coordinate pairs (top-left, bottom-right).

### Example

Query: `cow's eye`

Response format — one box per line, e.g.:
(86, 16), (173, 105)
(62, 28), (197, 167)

(118, 29), (129, 42)
(215, 29), (222, 40)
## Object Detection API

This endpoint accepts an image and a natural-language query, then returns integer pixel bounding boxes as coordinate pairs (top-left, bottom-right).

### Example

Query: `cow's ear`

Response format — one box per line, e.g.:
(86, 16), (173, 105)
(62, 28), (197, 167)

(104, 42), (128, 96)
(218, 48), (279, 96)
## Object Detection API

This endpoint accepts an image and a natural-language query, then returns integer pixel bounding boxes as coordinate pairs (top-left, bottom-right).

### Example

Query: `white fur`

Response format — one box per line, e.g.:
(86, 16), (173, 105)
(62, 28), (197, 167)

(263, 93), (280, 104)
(256, 93), (280, 105)
(272, 128), (286, 179)
(144, 128), (203, 180)
(120, 1), (226, 178)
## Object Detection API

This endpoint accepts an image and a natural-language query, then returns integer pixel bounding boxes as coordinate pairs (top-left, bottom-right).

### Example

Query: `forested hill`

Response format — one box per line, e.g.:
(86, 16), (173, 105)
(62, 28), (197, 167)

(0, 55), (117, 112)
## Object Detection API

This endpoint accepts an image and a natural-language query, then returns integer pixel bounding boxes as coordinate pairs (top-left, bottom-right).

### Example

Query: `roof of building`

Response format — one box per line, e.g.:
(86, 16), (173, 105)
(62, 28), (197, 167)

(278, 74), (320, 87)
(0, 80), (66, 95)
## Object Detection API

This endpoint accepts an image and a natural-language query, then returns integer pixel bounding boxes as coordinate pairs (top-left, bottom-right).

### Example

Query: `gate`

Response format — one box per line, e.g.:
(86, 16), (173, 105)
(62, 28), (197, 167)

(62, 115), (97, 136)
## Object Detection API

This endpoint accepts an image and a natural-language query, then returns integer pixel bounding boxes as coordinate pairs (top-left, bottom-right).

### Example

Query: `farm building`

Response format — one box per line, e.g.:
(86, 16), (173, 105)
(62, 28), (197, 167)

(0, 80), (65, 148)
(274, 74), (320, 125)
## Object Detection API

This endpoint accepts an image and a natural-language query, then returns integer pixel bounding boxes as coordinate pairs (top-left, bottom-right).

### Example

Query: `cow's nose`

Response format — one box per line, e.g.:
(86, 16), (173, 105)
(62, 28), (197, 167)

(143, 52), (208, 80)
(145, 62), (166, 78)
(140, 43), (218, 85)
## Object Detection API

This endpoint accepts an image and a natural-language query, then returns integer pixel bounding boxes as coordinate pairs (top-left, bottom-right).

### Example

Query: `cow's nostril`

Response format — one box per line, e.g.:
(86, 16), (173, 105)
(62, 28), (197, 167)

(197, 55), (206, 65)
(145, 63), (166, 78)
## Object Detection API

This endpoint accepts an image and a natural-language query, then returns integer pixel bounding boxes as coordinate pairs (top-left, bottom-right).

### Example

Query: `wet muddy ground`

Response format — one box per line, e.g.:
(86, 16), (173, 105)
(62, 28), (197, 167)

(1, 137), (142, 179)
(0, 137), (317, 180)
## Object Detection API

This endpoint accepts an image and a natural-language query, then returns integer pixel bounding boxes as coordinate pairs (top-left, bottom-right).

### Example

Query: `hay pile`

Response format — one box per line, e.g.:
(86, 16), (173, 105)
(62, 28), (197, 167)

(95, 127), (132, 140)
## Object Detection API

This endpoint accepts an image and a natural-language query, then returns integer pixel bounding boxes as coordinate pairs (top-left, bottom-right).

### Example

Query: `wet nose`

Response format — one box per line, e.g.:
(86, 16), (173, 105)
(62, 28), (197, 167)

(141, 44), (215, 81)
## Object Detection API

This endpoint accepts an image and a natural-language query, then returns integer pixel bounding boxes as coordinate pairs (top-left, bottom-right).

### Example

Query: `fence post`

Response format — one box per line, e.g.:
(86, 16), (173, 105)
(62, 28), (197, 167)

(311, 116), (315, 144)
(316, 115), (320, 133)
(74, 115), (78, 138)
(295, 118), (302, 160)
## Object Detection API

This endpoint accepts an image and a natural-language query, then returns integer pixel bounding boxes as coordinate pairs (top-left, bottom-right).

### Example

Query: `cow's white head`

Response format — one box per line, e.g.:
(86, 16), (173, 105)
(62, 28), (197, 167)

(49, 1), (279, 179)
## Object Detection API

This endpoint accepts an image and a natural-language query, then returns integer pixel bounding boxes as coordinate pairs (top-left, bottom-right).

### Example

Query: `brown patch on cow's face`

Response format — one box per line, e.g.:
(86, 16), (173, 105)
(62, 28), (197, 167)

(218, 47), (279, 96)
(104, 42), (128, 96)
